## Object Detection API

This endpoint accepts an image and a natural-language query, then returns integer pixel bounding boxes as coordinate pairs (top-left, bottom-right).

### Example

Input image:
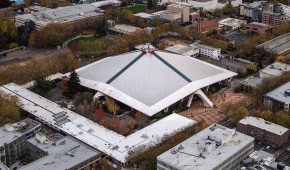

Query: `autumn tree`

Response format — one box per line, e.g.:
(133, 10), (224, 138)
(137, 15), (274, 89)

(68, 71), (80, 96)
(232, 107), (249, 124)
(0, 92), (21, 126)
(28, 30), (37, 46)
(105, 96), (119, 115)
(60, 76), (69, 95)
(275, 110), (290, 127)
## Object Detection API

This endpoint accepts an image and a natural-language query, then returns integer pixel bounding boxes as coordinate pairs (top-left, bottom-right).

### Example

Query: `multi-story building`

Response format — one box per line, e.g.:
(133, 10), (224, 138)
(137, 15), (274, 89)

(191, 44), (221, 60)
(0, 119), (41, 167)
(264, 81), (290, 113)
(192, 19), (219, 33)
(262, 11), (289, 27)
(157, 124), (255, 170)
(0, 119), (101, 170)
(167, 4), (190, 23)
(238, 116), (289, 148)
(240, 1), (265, 22)
(20, 133), (101, 170)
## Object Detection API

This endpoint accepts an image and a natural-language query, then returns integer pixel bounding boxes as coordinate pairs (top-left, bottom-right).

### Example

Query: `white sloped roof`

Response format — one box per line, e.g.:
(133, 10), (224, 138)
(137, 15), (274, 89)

(0, 83), (195, 163)
(74, 50), (236, 116)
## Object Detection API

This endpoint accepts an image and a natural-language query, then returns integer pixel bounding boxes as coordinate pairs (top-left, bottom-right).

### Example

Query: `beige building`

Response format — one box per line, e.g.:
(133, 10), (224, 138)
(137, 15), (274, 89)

(167, 4), (190, 22)
(159, 11), (182, 22)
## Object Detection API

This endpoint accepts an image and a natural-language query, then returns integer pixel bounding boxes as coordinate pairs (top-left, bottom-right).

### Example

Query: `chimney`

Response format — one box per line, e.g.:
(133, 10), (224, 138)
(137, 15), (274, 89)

(198, 18), (202, 32)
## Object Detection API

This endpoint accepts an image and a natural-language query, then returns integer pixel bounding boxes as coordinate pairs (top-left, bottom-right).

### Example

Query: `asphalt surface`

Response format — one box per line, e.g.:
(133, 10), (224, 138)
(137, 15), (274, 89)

(0, 47), (69, 67)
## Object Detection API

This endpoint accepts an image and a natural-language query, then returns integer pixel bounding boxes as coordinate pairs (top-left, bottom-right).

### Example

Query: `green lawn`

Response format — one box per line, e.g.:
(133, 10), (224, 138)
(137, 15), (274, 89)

(67, 36), (98, 48)
(128, 4), (146, 14)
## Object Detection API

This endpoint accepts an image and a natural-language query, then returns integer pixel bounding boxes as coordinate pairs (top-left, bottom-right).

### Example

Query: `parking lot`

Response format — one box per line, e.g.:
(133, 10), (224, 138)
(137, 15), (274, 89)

(196, 56), (248, 73)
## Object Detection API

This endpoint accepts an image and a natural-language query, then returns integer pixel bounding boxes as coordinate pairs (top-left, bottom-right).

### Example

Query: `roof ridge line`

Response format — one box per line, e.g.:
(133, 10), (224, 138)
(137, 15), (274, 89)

(106, 52), (145, 84)
(152, 52), (192, 83)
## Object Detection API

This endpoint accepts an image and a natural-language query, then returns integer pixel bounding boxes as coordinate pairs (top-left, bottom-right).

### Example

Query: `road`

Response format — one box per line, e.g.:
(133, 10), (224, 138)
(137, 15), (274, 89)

(0, 47), (70, 67)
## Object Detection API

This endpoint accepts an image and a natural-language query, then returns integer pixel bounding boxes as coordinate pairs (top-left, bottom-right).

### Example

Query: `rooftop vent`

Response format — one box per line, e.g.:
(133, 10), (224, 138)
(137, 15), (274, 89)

(285, 89), (290, 97)
(4, 124), (14, 132)
(171, 149), (177, 154)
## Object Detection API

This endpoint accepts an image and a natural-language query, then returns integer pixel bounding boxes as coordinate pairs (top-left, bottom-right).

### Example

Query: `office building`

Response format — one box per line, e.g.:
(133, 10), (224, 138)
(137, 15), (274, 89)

(238, 116), (289, 148)
(157, 124), (255, 170)
(0, 119), (41, 167)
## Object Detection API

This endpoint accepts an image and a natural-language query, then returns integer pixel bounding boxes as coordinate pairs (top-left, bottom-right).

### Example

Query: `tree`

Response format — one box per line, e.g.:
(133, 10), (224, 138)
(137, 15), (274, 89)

(94, 19), (107, 37)
(60, 76), (69, 95)
(83, 92), (93, 104)
(232, 107), (249, 124)
(259, 110), (274, 121)
(243, 64), (258, 75)
(275, 110), (290, 127)
(222, 3), (235, 14)
(105, 96), (119, 115)
(28, 30), (37, 46)
(29, 77), (56, 96)
(147, 0), (156, 9)
(11, 3), (18, 11)
(68, 71), (80, 96)
(0, 92), (21, 126)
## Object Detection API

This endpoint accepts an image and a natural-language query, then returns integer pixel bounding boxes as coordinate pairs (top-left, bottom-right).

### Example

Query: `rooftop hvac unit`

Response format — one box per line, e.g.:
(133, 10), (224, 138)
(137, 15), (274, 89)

(285, 89), (290, 97)
(4, 124), (14, 132)
(36, 133), (48, 144)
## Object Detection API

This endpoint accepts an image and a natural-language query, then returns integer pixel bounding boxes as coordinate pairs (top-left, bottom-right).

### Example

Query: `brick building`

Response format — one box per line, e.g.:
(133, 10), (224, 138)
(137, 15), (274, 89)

(192, 19), (219, 33)
(262, 11), (289, 27)
(237, 116), (289, 148)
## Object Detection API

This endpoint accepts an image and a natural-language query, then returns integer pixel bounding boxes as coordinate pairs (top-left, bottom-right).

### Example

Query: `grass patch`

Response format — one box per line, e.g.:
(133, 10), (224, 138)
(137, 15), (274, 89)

(67, 36), (98, 48)
(128, 4), (146, 14)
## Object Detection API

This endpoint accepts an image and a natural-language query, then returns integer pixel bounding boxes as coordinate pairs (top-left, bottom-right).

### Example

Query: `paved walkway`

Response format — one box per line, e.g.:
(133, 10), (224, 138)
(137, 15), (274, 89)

(180, 88), (249, 125)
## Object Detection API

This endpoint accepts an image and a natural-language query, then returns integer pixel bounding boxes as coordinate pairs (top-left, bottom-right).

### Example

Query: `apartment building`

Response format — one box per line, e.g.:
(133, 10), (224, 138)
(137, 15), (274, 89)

(238, 116), (289, 148)
(264, 81), (290, 113)
(262, 11), (289, 27)
(191, 44), (221, 60)
(192, 19), (219, 33)
(157, 124), (255, 170)
(240, 1), (265, 22)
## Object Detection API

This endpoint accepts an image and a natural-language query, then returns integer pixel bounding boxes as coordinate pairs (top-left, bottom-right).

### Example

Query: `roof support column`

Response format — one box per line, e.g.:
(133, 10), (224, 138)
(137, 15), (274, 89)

(187, 93), (194, 107)
(194, 89), (214, 107)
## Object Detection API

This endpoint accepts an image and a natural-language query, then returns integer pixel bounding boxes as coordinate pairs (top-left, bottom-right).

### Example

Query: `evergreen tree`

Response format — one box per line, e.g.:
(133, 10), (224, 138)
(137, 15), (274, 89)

(68, 71), (80, 96)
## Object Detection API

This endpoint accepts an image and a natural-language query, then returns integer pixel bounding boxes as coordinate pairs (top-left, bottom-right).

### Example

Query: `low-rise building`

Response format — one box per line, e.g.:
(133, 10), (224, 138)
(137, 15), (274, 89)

(0, 119), (41, 167)
(259, 62), (290, 78)
(164, 44), (199, 57)
(219, 18), (247, 31)
(157, 124), (255, 170)
(240, 76), (264, 92)
(108, 24), (141, 35)
(241, 22), (273, 35)
(15, 4), (103, 30)
(264, 81), (290, 113)
(190, 44), (221, 60)
(237, 116), (289, 148)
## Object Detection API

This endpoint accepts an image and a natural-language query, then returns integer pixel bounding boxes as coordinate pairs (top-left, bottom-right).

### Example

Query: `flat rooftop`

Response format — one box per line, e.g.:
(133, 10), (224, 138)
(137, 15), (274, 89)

(240, 76), (263, 88)
(74, 50), (235, 116)
(265, 81), (290, 104)
(0, 118), (41, 146)
(219, 18), (246, 27)
(0, 83), (196, 163)
(192, 44), (220, 51)
(109, 24), (140, 34)
(91, 0), (121, 8)
(19, 134), (100, 170)
(260, 62), (290, 77)
(257, 33), (290, 54)
(134, 12), (154, 19)
(15, 4), (103, 28)
(157, 124), (254, 170)
(165, 44), (198, 55)
(239, 116), (289, 135)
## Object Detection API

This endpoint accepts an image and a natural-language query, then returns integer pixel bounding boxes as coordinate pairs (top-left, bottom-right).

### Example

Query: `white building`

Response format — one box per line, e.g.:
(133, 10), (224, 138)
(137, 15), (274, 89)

(157, 124), (255, 170)
(72, 46), (235, 116)
(15, 4), (103, 29)
(219, 18), (247, 30)
(259, 62), (290, 78)
(165, 44), (200, 57)
(0, 83), (196, 164)
(191, 44), (221, 60)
